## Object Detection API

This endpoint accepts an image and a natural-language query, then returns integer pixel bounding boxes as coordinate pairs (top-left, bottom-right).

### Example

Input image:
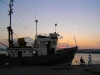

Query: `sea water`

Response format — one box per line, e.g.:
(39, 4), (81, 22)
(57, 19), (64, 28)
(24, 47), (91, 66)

(72, 53), (100, 65)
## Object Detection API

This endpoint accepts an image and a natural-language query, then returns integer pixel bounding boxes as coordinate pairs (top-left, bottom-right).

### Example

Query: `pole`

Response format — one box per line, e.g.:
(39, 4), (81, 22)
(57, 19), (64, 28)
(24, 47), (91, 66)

(7, 26), (10, 47)
(74, 36), (77, 46)
(35, 20), (38, 44)
(55, 23), (57, 32)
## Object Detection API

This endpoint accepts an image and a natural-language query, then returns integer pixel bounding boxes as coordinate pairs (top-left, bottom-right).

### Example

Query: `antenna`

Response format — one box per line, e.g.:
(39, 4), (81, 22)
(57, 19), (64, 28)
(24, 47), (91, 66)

(74, 36), (77, 46)
(35, 6), (37, 20)
(34, 0), (37, 20)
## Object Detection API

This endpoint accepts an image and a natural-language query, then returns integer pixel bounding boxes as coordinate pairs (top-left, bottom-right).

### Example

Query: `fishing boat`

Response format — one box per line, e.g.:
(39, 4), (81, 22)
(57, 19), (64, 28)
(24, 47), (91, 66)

(0, 0), (78, 66)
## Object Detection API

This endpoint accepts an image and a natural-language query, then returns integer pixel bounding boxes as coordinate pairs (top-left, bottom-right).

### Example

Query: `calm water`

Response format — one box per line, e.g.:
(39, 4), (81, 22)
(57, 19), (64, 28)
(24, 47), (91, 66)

(72, 53), (100, 65)
(0, 51), (100, 65)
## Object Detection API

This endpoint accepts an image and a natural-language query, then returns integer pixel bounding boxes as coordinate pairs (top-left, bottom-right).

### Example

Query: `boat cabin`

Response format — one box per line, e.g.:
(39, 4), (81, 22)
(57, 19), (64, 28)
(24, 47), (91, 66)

(7, 32), (59, 57)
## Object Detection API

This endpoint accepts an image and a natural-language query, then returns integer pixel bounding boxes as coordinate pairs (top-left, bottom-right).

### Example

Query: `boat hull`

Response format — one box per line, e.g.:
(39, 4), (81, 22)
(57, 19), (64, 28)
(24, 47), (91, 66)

(0, 46), (77, 66)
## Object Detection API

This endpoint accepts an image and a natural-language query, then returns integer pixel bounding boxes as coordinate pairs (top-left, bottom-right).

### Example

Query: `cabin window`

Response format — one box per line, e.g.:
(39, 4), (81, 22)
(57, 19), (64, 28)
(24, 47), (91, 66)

(53, 41), (56, 45)
(23, 51), (25, 53)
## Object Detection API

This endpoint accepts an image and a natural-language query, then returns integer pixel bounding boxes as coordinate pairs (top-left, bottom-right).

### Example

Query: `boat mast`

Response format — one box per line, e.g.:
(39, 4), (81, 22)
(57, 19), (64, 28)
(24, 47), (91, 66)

(55, 23), (57, 33)
(7, 0), (14, 47)
(35, 20), (38, 44)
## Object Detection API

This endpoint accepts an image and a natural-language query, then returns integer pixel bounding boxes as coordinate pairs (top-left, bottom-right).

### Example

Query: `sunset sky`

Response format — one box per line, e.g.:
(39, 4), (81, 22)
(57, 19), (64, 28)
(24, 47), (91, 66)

(0, 0), (100, 49)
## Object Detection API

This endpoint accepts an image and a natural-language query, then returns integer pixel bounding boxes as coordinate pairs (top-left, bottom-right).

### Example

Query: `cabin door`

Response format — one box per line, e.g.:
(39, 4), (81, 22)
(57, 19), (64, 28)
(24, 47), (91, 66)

(18, 51), (22, 57)
(46, 41), (52, 55)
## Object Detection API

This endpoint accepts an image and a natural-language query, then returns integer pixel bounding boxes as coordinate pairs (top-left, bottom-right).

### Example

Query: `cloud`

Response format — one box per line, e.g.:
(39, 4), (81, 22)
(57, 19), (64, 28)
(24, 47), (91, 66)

(78, 45), (89, 49)
(13, 38), (18, 42)
(23, 26), (28, 29)
(0, 36), (34, 48)
(23, 36), (34, 46)
(14, 36), (34, 46)
(57, 43), (70, 48)
(24, 36), (34, 41)
(78, 46), (83, 49)
(82, 45), (88, 48)
(59, 36), (63, 39)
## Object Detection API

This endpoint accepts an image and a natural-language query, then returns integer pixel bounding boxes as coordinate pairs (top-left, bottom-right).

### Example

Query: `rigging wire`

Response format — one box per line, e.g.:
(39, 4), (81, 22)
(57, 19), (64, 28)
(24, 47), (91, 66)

(31, 23), (48, 36)
(0, 0), (35, 43)
(35, 0), (37, 20)
(14, 10), (34, 30)
(0, 0), (47, 37)
(0, 0), (9, 5)
(13, 4), (47, 37)
(0, 0), (35, 33)
(13, 31), (19, 38)
(12, 15), (35, 39)
(32, 0), (47, 35)
(0, 28), (7, 31)
(38, 23), (47, 33)
(31, 24), (36, 37)
(0, 28), (7, 29)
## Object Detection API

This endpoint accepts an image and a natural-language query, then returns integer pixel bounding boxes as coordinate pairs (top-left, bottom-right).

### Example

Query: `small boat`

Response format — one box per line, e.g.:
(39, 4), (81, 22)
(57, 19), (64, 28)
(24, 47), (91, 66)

(0, 0), (78, 66)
